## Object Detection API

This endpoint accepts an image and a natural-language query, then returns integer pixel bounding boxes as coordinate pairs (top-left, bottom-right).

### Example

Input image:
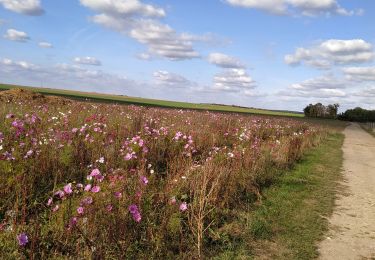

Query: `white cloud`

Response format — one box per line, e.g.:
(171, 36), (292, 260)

(279, 74), (347, 98)
(342, 67), (375, 81)
(38, 41), (53, 48)
(353, 88), (375, 97)
(285, 39), (374, 68)
(80, 0), (202, 60)
(1, 58), (38, 70)
(3, 29), (30, 42)
(153, 70), (194, 88)
(208, 52), (245, 69)
(213, 68), (256, 92)
(80, 0), (165, 18)
(0, 0), (44, 16)
(74, 56), (102, 66)
(225, 0), (360, 16)
(290, 74), (346, 90)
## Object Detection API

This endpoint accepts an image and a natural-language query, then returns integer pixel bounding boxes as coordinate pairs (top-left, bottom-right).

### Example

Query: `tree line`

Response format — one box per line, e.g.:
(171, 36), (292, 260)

(303, 103), (375, 122)
(337, 107), (375, 122)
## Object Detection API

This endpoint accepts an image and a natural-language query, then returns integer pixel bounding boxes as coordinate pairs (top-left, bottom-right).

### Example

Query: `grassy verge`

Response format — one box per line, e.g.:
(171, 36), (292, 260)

(360, 123), (375, 138)
(250, 133), (344, 259)
(213, 133), (344, 259)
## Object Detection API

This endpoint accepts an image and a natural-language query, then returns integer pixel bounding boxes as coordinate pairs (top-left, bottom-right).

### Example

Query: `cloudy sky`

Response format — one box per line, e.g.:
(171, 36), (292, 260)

(0, 0), (375, 111)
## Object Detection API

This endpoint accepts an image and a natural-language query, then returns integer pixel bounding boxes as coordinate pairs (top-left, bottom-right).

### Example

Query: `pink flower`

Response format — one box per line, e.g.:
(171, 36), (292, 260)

(140, 176), (148, 185)
(54, 190), (65, 199)
(106, 204), (113, 212)
(52, 205), (59, 212)
(47, 197), (53, 206)
(63, 183), (73, 195)
(90, 169), (100, 177)
(179, 202), (188, 212)
(91, 186), (100, 193)
(72, 128), (78, 133)
(77, 207), (84, 215)
(84, 184), (92, 191)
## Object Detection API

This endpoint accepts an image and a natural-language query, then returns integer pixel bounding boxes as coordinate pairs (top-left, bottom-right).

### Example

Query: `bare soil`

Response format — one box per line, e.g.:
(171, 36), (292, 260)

(319, 123), (375, 259)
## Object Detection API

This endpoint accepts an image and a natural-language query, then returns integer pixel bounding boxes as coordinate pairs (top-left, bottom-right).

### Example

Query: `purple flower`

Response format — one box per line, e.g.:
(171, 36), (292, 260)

(81, 196), (93, 205)
(129, 204), (142, 223)
(114, 191), (122, 199)
(17, 233), (28, 246)
(179, 202), (188, 212)
(69, 217), (78, 229)
(63, 183), (73, 195)
(47, 197), (53, 206)
(129, 204), (138, 214)
(91, 186), (100, 193)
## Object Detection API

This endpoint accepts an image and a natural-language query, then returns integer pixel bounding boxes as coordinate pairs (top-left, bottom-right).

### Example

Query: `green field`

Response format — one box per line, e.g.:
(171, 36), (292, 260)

(0, 83), (304, 117)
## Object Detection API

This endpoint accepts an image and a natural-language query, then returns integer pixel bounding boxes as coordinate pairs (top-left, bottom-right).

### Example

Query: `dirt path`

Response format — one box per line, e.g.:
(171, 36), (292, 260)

(318, 123), (375, 259)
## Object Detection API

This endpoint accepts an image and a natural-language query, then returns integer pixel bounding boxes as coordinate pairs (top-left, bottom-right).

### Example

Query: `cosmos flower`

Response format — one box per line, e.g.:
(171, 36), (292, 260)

(77, 207), (84, 215)
(140, 176), (148, 185)
(63, 183), (73, 195)
(91, 186), (100, 193)
(179, 202), (188, 212)
(17, 233), (28, 246)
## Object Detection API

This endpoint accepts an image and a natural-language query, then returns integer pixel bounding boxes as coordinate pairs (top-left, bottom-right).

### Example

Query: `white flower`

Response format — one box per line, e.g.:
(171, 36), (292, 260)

(98, 157), (105, 164)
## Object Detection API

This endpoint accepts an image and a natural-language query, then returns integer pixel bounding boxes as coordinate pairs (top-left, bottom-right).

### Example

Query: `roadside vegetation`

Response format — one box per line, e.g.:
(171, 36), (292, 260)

(0, 89), (330, 259)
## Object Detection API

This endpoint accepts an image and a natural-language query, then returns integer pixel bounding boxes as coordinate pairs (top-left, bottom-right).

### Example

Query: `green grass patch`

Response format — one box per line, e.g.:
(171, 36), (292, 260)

(249, 133), (344, 259)
(212, 133), (344, 259)
(0, 83), (303, 118)
(360, 123), (375, 138)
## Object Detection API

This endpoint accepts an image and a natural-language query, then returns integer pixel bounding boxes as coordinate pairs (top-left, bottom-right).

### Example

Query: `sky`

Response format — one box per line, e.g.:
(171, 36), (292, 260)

(0, 0), (375, 112)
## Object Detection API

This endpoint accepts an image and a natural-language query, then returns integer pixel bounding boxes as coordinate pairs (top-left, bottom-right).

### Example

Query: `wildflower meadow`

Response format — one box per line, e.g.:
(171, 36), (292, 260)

(0, 95), (325, 258)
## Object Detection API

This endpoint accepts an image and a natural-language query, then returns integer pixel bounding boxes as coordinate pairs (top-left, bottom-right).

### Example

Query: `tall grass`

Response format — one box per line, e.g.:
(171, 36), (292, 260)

(0, 99), (324, 258)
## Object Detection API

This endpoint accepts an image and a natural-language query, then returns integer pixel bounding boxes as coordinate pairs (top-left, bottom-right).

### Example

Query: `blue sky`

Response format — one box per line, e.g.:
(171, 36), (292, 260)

(0, 0), (375, 111)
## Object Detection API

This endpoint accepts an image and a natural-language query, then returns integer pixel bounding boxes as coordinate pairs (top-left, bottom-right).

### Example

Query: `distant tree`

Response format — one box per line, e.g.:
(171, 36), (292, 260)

(303, 103), (339, 119)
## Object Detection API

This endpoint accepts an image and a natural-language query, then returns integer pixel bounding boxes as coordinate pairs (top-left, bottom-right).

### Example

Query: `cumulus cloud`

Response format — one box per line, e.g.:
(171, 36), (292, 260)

(208, 53), (245, 69)
(80, 0), (201, 60)
(153, 70), (195, 88)
(0, 0), (44, 16)
(342, 67), (375, 81)
(1, 58), (37, 70)
(3, 29), (30, 42)
(80, 0), (165, 18)
(225, 0), (360, 16)
(38, 41), (53, 48)
(279, 74), (348, 98)
(213, 68), (256, 92)
(285, 39), (374, 68)
(74, 56), (102, 66)
(290, 74), (346, 90)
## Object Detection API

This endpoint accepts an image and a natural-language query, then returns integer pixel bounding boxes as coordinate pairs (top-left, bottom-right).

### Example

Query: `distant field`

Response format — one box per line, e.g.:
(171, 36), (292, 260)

(0, 83), (304, 117)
